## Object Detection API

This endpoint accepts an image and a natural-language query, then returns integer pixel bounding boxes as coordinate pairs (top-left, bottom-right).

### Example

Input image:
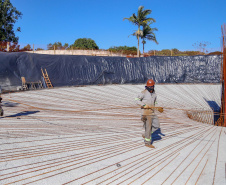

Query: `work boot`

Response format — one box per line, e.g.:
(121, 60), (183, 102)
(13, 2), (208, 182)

(145, 144), (155, 148)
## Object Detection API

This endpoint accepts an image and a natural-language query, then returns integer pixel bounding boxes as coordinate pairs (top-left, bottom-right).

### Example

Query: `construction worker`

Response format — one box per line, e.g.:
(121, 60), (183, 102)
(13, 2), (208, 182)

(0, 85), (3, 116)
(0, 93), (3, 116)
(135, 79), (163, 148)
(0, 96), (3, 116)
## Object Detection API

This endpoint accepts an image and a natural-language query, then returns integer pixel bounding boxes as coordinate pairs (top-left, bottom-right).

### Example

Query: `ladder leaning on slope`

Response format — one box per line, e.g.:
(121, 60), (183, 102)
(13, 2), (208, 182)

(41, 68), (53, 88)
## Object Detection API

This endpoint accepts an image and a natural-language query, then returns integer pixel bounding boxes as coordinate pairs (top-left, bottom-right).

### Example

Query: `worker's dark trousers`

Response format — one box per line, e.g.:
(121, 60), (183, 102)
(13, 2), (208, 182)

(0, 105), (3, 116)
(141, 115), (159, 145)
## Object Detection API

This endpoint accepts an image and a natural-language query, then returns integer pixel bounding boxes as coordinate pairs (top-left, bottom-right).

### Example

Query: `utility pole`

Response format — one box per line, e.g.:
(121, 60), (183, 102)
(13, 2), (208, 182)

(7, 42), (9, 52)
(220, 24), (226, 127)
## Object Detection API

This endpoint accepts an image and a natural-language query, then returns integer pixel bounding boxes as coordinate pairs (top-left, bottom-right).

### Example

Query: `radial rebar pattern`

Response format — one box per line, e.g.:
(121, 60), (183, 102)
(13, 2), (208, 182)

(0, 84), (225, 185)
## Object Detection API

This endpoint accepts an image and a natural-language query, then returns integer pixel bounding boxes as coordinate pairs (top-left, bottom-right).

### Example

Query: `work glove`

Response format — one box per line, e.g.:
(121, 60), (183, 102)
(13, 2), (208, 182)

(141, 105), (146, 109)
(141, 105), (150, 109)
(141, 105), (152, 109)
(158, 107), (164, 113)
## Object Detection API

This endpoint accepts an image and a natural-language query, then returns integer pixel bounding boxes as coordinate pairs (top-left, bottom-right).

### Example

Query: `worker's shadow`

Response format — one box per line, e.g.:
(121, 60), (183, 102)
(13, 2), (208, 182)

(1, 111), (40, 118)
(151, 128), (165, 142)
(2, 101), (19, 107)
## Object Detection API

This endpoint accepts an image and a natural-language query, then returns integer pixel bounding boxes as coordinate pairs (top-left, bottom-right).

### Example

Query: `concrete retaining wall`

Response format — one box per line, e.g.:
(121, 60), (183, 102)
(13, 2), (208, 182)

(26, 50), (128, 57)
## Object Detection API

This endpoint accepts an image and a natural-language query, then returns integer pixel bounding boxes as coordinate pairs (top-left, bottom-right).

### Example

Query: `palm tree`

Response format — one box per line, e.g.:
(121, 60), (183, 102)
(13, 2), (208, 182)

(123, 6), (155, 57)
(129, 28), (143, 52)
(141, 23), (158, 54)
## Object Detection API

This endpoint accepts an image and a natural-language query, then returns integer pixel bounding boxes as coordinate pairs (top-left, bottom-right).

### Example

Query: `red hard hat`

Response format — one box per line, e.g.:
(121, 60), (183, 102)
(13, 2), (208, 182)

(146, 79), (155, 86)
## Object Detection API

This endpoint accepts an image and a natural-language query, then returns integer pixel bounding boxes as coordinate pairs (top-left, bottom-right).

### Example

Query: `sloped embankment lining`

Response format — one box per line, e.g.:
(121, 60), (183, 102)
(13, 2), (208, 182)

(0, 52), (222, 90)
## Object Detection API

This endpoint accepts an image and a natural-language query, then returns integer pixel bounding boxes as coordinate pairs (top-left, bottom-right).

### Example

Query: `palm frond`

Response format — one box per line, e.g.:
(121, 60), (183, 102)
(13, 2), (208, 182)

(144, 18), (156, 23)
(123, 16), (137, 25)
(142, 9), (152, 17)
(138, 6), (144, 15)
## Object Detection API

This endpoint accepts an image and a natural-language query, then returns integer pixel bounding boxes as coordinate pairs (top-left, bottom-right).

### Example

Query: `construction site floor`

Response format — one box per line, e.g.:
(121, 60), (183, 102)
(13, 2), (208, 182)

(0, 84), (225, 185)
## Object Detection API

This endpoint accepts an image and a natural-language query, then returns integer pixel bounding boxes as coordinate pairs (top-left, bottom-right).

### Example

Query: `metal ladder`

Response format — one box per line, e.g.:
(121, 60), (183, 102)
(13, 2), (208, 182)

(41, 68), (53, 88)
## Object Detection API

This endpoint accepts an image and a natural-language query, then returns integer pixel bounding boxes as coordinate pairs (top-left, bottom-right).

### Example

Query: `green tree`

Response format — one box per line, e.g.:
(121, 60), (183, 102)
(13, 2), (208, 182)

(0, 0), (22, 42)
(184, 50), (202, 56)
(53, 42), (63, 50)
(22, 44), (32, 51)
(0, 41), (19, 51)
(141, 23), (158, 54)
(123, 6), (155, 57)
(36, 48), (44, 51)
(47, 43), (53, 50)
(172, 48), (180, 56)
(157, 49), (171, 56)
(71, 38), (99, 50)
(47, 42), (64, 50)
(63, 43), (69, 50)
(108, 46), (137, 55)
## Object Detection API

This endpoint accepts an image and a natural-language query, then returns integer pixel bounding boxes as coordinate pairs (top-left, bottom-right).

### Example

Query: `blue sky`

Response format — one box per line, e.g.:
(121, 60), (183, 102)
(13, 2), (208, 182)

(11, 0), (225, 52)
